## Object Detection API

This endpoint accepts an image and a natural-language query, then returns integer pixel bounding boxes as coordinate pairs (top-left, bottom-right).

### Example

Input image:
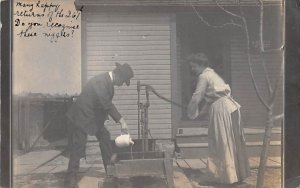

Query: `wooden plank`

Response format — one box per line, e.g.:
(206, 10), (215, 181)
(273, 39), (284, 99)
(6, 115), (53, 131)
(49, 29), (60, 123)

(116, 114), (172, 121)
(14, 150), (63, 175)
(112, 100), (171, 105)
(249, 157), (281, 168)
(115, 108), (172, 114)
(117, 111), (172, 117)
(114, 118), (171, 124)
(244, 127), (282, 134)
(14, 150), (62, 165)
(78, 176), (100, 188)
(88, 74), (171, 80)
(269, 157), (281, 164)
(175, 159), (190, 169)
(113, 91), (171, 96)
(14, 165), (37, 176)
(109, 134), (172, 139)
(87, 40), (170, 47)
(109, 128), (172, 134)
(176, 135), (208, 144)
(88, 54), (170, 60)
(176, 127), (282, 135)
(89, 69), (170, 75)
(87, 44), (170, 51)
(113, 96), (172, 102)
(87, 17), (171, 24)
(126, 84), (172, 91)
(108, 129), (173, 135)
(246, 141), (281, 146)
(49, 165), (69, 173)
(34, 165), (57, 174)
(116, 84), (171, 90)
(177, 128), (208, 135)
(184, 159), (206, 169)
(108, 123), (172, 128)
(114, 104), (171, 110)
(177, 141), (281, 148)
(88, 61), (170, 67)
(87, 36), (170, 42)
(86, 24), (170, 30)
(107, 122), (172, 129)
(88, 59), (170, 67)
(109, 133), (172, 139)
(249, 158), (260, 168)
(87, 30), (170, 36)
(87, 50), (170, 56)
(177, 143), (208, 148)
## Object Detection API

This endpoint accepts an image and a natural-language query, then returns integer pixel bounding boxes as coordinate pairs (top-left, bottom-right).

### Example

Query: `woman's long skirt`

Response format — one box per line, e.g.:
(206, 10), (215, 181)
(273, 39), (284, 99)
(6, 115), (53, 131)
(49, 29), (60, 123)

(206, 97), (251, 184)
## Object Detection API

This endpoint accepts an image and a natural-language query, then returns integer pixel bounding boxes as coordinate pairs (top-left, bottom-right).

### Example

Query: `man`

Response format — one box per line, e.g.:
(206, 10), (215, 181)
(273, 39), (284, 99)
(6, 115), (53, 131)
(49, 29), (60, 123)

(64, 63), (134, 188)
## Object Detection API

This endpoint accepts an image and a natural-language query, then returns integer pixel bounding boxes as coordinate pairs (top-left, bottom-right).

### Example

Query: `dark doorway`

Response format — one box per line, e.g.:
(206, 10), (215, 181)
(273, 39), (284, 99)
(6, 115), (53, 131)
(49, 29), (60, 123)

(176, 12), (231, 124)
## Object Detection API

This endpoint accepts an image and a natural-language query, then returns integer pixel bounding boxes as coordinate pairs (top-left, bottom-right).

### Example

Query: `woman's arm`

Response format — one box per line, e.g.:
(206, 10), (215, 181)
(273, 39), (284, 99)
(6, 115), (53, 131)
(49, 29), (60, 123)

(187, 75), (208, 119)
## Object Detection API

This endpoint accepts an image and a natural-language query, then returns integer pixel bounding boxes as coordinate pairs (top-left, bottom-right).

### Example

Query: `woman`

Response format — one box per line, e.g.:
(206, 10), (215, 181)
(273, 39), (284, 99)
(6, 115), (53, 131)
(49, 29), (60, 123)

(187, 53), (251, 184)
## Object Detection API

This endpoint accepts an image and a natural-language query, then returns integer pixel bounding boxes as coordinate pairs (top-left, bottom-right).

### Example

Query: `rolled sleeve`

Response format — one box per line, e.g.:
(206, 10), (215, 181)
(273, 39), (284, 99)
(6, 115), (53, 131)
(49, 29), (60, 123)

(187, 75), (208, 119)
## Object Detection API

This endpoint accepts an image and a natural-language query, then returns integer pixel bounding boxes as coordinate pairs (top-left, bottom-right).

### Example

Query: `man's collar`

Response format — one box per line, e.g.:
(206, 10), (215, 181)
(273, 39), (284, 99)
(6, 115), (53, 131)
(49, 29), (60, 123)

(109, 72), (113, 81)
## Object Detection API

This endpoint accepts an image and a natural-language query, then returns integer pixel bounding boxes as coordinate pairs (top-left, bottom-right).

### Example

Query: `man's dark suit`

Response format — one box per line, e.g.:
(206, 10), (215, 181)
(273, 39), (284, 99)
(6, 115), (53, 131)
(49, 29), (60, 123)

(66, 72), (122, 179)
(67, 72), (122, 134)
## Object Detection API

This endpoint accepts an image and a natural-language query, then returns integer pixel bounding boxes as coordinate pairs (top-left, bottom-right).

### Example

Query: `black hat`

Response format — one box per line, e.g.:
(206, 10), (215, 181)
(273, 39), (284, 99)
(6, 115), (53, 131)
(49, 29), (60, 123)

(115, 62), (134, 86)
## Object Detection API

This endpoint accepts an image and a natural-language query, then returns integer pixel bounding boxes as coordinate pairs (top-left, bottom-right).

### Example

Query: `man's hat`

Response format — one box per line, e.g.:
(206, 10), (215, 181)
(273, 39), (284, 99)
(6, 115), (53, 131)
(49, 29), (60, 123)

(115, 62), (134, 86)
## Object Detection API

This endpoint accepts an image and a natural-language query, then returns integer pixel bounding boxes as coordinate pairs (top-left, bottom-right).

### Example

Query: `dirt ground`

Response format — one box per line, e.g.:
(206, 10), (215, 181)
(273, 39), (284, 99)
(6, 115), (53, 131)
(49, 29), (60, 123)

(13, 140), (282, 188)
(13, 167), (281, 188)
(183, 167), (282, 188)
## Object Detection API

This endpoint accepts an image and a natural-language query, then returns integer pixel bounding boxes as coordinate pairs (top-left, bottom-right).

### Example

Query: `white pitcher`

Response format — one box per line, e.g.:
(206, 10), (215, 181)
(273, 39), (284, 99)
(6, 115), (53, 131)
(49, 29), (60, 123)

(115, 134), (134, 148)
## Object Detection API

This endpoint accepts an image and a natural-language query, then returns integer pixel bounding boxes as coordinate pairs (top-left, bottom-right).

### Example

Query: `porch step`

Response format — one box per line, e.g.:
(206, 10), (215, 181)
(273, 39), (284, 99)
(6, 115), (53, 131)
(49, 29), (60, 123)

(176, 127), (281, 143)
(176, 133), (281, 143)
(176, 127), (282, 158)
(175, 157), (281, 169)
(177, 141), (281, 159)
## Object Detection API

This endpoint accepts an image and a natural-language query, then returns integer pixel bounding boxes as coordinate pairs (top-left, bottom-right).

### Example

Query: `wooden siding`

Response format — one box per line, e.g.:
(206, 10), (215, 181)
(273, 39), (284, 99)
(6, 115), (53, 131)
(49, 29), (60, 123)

(84, 13), (172, 139)
(230, 36), (283, 128)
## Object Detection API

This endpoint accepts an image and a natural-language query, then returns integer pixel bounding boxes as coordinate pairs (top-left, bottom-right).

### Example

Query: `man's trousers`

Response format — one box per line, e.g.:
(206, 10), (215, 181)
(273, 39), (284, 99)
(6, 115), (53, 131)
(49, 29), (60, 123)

(66, 123), (113, 178)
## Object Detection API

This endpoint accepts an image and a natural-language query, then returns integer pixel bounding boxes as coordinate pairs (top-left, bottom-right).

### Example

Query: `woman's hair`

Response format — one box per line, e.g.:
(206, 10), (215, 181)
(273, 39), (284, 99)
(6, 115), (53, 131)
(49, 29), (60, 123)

(186, 53), (209, 67)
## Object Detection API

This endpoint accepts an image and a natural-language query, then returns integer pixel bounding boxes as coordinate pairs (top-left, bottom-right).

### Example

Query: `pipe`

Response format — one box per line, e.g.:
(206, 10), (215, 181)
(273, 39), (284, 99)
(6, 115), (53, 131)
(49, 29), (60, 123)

(137, 81), (140, 139)
(144, 86), (150, 152)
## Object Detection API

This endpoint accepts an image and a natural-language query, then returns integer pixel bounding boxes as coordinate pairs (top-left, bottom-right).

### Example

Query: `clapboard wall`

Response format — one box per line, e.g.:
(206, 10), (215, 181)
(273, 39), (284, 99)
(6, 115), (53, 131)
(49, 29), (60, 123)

(82, 13), (172, 139)
(230, 35), (283, 128)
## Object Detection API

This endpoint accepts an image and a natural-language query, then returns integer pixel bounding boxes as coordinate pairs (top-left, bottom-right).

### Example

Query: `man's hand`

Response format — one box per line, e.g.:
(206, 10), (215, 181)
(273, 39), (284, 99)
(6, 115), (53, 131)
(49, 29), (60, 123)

(119, 117), (128, 134)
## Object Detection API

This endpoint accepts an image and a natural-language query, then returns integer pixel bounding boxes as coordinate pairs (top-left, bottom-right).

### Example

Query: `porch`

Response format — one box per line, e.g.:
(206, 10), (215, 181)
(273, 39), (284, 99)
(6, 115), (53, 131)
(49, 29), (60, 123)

(13, 138), (281, 188)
